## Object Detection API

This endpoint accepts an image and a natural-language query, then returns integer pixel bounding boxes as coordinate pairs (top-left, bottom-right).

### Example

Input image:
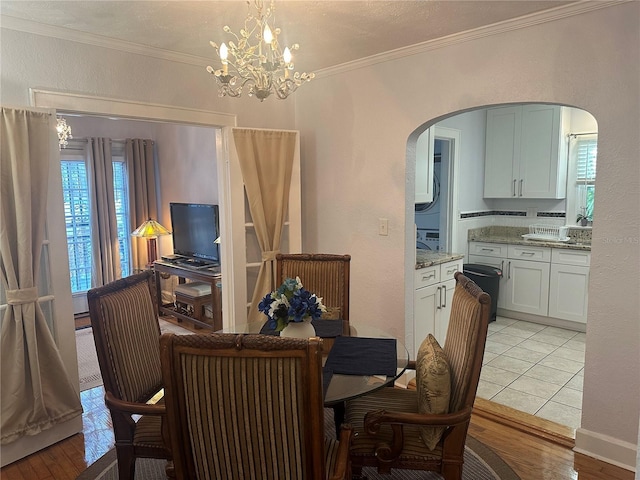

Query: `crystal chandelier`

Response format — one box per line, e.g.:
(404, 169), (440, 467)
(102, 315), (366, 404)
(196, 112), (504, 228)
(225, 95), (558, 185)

(56, 116), (72, 150)
(206, 0), (314, 101)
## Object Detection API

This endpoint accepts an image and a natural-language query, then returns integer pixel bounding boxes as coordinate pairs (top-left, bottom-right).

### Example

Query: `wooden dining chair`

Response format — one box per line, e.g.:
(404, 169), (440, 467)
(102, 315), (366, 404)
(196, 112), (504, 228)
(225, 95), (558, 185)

(87, 270), (173, 480)
(344, 272), (490, 480)
(276, 253), (351, 335)
(160, 332), (353, 480)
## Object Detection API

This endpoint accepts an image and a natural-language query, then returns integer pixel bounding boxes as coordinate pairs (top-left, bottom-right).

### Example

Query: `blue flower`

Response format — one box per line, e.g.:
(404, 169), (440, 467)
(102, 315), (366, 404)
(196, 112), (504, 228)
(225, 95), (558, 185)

(259, 277), (326, 331)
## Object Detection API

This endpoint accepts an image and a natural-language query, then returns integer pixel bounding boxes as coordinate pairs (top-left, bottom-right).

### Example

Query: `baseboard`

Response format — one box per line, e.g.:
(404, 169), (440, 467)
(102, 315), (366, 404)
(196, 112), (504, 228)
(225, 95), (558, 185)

(473, 397), (575, 448)
(496, 308), (586, 333)
(574, 428), (637, 473)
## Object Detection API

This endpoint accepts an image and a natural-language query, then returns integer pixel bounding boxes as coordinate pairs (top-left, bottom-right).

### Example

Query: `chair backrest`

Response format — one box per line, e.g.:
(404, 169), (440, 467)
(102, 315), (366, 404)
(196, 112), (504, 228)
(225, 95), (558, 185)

(276, 253), (351, 333)
(443, 272), (491, 413)
(160, 333), (327, 480)
(87, 270), (163, 403)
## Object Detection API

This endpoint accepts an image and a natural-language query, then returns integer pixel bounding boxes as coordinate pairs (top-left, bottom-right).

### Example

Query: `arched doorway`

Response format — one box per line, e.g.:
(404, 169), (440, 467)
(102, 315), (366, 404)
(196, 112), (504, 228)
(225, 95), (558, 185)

(406, 103), (597, 433)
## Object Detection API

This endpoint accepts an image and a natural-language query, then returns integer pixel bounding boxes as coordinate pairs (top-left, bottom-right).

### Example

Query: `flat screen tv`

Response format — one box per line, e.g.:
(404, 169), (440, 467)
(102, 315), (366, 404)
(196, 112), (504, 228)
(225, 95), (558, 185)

(169, 202), (220, 264)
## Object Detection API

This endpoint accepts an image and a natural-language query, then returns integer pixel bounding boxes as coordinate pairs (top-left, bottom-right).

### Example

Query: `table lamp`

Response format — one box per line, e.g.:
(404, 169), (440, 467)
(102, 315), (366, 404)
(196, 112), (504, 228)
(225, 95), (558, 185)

(131, 218), (171, 267)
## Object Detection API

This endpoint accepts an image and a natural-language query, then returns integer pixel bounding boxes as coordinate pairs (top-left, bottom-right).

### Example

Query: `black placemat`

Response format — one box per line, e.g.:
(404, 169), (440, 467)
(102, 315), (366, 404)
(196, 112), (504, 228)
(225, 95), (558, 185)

(324, 336), (397, 377)
(259, 319), (343, 338)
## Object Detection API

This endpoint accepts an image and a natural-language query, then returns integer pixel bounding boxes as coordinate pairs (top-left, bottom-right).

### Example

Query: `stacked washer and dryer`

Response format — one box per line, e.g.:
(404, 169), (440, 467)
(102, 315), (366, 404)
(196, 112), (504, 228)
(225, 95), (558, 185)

(415, 150), (442, 251)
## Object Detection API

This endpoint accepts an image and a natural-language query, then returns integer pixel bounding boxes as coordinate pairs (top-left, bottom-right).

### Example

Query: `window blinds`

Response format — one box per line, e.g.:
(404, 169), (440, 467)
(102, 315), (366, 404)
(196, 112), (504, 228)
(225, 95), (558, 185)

(575, 137), (597, 184)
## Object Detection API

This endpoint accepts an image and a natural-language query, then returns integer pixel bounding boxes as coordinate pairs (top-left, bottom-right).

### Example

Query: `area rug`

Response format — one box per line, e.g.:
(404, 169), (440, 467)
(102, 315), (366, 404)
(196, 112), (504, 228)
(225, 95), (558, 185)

(76, 319), (193, 392)
(76, 409), (520, 480)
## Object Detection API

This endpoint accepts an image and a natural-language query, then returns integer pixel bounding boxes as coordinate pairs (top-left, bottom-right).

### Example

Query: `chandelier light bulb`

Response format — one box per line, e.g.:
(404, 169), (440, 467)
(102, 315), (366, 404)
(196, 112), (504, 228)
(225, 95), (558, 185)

(263, 24), (273, 44)
(219, 42), (229, 61)
(283, 47), (292, 64)
(219, 43), (229, 74)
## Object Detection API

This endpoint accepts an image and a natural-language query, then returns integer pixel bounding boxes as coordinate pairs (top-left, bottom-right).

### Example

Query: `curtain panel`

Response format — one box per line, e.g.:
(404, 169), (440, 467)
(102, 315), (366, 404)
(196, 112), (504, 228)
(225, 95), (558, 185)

(233, 129), (296, 322)
(87, 138), (121, 286)
(0, 107), (82, 445)
(125, 139), (158, 272)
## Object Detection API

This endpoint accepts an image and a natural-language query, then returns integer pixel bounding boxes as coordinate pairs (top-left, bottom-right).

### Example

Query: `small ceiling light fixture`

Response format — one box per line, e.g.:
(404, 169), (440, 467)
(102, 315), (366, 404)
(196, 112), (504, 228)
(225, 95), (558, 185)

(206, 0), (314, 101)
(56, 116), (72, 150)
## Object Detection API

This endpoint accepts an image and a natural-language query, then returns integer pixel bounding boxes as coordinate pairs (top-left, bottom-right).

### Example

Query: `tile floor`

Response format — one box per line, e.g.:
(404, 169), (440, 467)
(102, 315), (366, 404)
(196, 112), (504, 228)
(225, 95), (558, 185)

(477, 315), (585, 429)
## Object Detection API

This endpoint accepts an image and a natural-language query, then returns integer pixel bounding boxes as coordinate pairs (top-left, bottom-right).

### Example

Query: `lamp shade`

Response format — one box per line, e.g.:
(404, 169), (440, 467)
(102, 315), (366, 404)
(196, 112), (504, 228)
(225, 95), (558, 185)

(131, 219), (171, 238)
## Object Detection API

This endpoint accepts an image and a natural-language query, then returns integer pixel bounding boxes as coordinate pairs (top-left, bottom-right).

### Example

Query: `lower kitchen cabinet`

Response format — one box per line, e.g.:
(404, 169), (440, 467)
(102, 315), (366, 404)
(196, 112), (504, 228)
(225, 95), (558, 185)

(413, 258), (462, 354)
(468, 241), (590, 327)
(414, 283), (439, 355)
(548, 250), (590, 323)
(505, 258), (550, 316)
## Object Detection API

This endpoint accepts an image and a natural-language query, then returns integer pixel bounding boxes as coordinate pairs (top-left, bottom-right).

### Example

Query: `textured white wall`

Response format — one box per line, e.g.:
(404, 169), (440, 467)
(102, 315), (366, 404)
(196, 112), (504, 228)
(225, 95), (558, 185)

(295, 2), (640, 464)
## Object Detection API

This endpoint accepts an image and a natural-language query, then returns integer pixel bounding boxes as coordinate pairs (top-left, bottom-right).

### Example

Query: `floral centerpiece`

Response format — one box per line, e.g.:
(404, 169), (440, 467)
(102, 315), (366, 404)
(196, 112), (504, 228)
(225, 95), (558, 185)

(258, 277), (326, 332)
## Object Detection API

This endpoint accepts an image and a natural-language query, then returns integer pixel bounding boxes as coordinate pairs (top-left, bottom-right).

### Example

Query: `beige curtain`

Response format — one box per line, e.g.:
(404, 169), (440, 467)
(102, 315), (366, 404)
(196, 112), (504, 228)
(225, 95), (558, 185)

(125, 139), (158, 272)
(0, 107), (82, 445)
(233, 129), (296, 322)
(87, 138), (121, 286)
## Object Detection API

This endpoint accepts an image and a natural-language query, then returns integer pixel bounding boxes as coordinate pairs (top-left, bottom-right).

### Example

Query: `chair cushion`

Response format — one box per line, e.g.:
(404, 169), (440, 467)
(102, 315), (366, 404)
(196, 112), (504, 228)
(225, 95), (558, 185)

(345, 387), (443, 461)
(133, 413), (164, 448)
(416, 334), (451, 450)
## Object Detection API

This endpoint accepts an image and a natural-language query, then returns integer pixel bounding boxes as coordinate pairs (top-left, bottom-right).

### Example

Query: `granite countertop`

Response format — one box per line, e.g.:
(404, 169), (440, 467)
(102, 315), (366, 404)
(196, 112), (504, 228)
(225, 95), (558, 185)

(416, 251), (465, 269)
(468, 226), (591, 251)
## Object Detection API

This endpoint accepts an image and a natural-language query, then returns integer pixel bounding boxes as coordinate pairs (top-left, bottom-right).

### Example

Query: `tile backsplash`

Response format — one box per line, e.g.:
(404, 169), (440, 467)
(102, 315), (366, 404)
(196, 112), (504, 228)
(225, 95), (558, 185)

(468, 225), (592, 244)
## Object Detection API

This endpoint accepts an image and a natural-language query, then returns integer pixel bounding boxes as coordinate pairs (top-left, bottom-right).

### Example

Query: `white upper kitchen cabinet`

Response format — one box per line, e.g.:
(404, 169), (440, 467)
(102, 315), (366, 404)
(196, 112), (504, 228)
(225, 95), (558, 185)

(415, 127), (435, 203)
(484, 104), (568, 199)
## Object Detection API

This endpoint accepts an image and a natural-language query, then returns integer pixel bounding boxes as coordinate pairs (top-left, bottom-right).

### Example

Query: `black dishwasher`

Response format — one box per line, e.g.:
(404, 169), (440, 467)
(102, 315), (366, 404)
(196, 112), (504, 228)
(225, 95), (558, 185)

(462, 264), (502, 322)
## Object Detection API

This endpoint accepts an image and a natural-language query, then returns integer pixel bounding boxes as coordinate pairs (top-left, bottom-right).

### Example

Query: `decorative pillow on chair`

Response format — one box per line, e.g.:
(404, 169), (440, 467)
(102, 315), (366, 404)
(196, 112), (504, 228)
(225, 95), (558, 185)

(416, 334), (451, 450)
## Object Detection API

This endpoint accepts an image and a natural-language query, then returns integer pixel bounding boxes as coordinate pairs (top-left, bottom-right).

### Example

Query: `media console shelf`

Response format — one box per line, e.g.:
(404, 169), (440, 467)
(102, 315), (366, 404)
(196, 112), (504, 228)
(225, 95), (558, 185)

(153, 260), (222, 331)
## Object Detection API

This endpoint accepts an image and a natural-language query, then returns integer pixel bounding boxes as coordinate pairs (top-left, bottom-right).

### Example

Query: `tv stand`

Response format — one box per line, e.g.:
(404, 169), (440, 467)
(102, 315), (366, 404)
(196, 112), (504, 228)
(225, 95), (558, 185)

(153, 260), (222, 330)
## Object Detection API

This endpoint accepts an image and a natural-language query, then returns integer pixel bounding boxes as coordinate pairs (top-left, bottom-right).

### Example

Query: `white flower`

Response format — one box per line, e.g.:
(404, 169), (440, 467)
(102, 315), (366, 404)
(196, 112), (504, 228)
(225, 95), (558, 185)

(268, 296), (289, 318)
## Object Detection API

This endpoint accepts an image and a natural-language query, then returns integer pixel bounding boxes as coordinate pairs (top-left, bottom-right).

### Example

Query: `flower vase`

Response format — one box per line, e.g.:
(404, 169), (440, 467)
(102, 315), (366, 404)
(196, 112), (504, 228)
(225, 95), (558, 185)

(280, 318), (316, 339)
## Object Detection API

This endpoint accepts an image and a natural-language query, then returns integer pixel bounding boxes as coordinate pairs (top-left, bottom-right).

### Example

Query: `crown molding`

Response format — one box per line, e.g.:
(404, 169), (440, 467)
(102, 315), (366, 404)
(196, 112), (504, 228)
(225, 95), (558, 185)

(0, 14), (208, 67)
(0, 1), (628, 76)
(316, 0), (628, 78)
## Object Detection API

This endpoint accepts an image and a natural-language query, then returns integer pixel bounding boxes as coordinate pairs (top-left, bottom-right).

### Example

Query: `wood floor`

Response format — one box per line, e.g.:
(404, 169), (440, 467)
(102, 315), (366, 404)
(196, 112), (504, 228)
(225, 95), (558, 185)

(1, 386), (633, 480)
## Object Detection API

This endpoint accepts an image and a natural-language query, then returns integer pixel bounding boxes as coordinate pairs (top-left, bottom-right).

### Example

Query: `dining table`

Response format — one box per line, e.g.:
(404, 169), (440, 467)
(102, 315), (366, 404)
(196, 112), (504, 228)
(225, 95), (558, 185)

(216, 319), (410, 432)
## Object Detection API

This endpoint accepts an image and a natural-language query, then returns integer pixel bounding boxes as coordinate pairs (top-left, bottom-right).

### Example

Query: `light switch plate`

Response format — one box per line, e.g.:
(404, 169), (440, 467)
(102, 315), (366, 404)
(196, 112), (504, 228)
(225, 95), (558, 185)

(379, 218), (388, 236)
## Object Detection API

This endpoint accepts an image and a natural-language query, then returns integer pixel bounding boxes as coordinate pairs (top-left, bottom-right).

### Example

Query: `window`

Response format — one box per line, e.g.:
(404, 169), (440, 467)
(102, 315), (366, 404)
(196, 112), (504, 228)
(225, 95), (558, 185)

(567, 134), (597, 225)
(575, 136), (597, 221)
(61, 158), (92, 292)
(60, 140), (131, 294)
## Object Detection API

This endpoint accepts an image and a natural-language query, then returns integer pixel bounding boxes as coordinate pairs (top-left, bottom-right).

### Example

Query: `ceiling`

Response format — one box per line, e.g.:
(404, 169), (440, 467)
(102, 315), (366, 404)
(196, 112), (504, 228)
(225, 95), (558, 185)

(1, 1), (577, 73)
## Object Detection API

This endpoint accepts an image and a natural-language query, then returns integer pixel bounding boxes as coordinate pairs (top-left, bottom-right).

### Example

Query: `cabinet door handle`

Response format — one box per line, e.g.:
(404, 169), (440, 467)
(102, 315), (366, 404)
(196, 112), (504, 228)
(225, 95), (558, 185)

(500, 260), (504, 272)
(508, 261), (511, 279)
(481, 248), (495, 252)
(521, 251), (535, 256)
(437, 286), (442, 310)
(442, 284), (447, 308)
(513, 179), (517, 197)
(422, 272), (436, 281)
(446, 267), (457, 275)
(519, 179), (523, 197)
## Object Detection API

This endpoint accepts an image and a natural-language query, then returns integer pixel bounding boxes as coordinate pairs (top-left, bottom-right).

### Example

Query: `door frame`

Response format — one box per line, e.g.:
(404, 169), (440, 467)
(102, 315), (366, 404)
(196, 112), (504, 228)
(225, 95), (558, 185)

(31, 89), (238, 323)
